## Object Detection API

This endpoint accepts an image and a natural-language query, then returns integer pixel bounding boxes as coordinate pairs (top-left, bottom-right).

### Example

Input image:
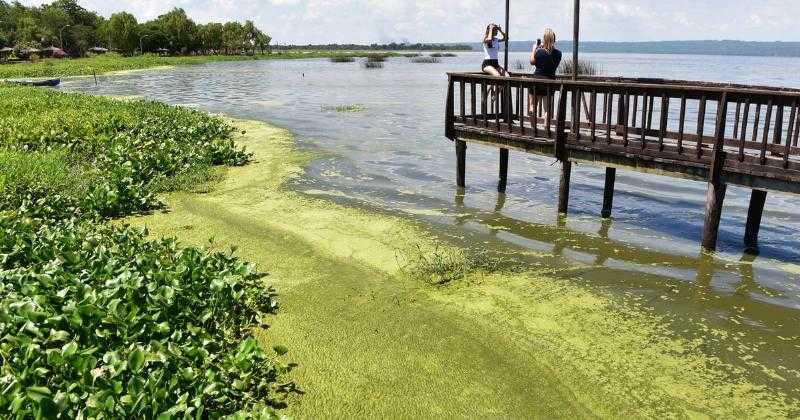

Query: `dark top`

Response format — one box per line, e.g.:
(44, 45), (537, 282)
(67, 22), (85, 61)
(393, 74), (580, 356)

(533, 48), (562, 79)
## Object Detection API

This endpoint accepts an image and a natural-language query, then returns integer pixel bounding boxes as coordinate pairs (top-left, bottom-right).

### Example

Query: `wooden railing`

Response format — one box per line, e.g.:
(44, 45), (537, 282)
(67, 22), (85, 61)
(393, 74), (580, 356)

(446, 72), (800, 190)
(444, 72), (800, 252)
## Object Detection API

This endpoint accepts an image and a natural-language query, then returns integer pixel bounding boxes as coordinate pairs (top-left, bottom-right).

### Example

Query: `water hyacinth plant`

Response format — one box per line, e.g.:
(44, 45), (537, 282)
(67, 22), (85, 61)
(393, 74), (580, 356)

(0, 86), (291, 418)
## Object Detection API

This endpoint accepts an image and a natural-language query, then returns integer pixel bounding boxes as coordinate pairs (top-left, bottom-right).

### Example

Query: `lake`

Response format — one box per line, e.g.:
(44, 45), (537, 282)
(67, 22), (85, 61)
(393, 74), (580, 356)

(62, 51), (800, 394)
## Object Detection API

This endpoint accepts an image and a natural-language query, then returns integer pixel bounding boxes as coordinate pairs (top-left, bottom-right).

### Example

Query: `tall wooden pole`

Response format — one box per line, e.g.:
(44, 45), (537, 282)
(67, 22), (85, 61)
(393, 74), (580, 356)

(504, 0), (510, 72)
(573, 0), (580, 80)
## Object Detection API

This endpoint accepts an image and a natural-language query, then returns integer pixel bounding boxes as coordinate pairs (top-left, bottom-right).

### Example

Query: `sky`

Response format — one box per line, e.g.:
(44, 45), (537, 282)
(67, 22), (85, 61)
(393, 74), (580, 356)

(17, 0), (800, 44)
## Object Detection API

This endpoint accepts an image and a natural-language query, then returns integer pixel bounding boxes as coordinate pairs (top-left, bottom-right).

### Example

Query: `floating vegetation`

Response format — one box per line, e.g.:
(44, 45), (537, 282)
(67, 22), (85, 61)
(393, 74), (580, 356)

(401, 53), (421, 58)
(329, 56), (356, 63)
(365, 54), (388, 62)
(0, 86), (290, 418)
(399, 243), (522, 286)
(411, 56), (440, 64)
(514, 59), (532, 71)
(362, 61), (384, 69)
(430, 52), (457, 58)
(322, 104), (366, 113)
(558, 58), (602, 76)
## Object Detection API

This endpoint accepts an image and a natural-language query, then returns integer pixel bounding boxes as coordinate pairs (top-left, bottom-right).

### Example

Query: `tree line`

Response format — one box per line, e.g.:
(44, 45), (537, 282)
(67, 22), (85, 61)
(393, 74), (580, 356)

(0, 0), (271, 57)
(274, 43), (473, 51)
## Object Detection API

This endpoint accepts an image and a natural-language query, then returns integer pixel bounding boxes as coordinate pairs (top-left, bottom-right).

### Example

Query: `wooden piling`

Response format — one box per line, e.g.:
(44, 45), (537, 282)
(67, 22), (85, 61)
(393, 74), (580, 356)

(701, 93), (728, 251)
(499, 148), (509, 193)
(702, 181), (727, 251)
(601, 167), (616, 218)
(744, 189), (767, 253)
(558, 161), (572, 214)
(456, 140), (467, 188)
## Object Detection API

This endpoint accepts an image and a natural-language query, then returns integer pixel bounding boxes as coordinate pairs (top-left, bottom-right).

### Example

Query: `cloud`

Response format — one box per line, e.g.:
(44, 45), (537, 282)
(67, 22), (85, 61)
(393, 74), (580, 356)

(15, 0), (800, 43)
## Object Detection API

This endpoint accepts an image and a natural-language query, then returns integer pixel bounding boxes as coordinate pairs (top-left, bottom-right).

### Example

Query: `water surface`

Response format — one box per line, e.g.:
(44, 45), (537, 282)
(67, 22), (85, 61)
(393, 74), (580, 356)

(62, 52), (800, 396)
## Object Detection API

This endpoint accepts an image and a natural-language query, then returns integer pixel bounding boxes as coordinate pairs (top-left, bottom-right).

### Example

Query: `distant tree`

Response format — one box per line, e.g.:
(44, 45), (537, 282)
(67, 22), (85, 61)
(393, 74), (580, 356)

(198, 22), (223, 54)
(106, 12), (138, 55)
(0, 1), (271, 56)
(255, 30), (271, 55)
(222, 21), (244, 55)
(155, 8), (196, 54)
(243, 20), (257, 55)
(138, 21), (169, 53)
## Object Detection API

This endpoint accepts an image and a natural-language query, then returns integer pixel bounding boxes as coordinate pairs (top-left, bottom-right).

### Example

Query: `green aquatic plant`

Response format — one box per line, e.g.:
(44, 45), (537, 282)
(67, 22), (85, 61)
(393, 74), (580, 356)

(411, 57), (440, 64)
(399, 243), (522, 285)
(362, 61), (384, 69)
(365, 54), (388, 63)
(322, 104), (366, 113)
(0, 214), (286, 418)
(0, 87), (290, 418)
(329, 56), (356, 63)
(430, 53), (457, 58)
(558, 58), (602, 76)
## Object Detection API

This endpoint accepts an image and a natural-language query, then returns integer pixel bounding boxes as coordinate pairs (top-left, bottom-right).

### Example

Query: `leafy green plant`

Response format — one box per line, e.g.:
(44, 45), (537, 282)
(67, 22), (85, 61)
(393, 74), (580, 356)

(0, 87), (290, 418)
(0, 213), (287, 418)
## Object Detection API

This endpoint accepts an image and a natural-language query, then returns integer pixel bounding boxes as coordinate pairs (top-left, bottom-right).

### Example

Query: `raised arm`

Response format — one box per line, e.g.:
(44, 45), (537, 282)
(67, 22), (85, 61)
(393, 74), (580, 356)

(496, 27), (508, 42)
(530, 46), (537, 66)
(484, 25), (497, 44)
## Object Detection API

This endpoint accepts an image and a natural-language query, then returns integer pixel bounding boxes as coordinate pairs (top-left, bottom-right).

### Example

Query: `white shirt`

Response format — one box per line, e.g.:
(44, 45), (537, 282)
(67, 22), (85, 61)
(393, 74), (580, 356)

(483, 38), (500, 60)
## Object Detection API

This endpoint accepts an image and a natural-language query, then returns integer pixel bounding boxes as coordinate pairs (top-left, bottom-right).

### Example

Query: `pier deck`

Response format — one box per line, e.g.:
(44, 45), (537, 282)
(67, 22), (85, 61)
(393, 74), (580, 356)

(445, 72), (800, 252)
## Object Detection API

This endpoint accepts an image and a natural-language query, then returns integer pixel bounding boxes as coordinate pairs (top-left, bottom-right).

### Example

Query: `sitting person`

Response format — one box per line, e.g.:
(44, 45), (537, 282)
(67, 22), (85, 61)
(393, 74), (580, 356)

(482, 23), (508, 77)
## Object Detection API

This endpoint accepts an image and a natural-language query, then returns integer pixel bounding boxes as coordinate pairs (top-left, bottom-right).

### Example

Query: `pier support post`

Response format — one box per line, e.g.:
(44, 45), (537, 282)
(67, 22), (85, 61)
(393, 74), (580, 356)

(744, 189), (767, 254)
(558, 161), (572, 214)
(498, 148), (509, 193)
(601, 167), (616, 218)
(455, 140), (467, 188)
(702, 92), (729, 252)
(702, 181), (727, 251)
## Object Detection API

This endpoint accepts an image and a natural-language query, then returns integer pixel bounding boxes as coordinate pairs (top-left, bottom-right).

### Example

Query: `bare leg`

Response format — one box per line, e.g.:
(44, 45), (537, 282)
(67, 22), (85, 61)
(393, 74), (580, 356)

(483, 66), (505, 108)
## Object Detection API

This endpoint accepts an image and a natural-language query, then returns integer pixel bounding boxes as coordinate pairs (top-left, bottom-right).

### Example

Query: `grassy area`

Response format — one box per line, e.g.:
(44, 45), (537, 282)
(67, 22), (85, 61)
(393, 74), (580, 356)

(0, 51), (401, 79)
(128, 118), (800, 418)
(0, 87), (289, 418)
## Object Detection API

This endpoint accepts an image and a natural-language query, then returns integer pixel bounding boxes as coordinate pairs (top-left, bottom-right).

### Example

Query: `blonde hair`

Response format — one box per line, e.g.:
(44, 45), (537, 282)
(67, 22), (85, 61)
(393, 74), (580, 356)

(540, 28), (556, 53)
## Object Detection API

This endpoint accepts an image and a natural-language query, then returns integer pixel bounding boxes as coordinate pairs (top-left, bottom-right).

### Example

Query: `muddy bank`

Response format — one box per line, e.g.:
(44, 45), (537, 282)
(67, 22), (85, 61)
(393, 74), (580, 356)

(127, 118), (800, 418)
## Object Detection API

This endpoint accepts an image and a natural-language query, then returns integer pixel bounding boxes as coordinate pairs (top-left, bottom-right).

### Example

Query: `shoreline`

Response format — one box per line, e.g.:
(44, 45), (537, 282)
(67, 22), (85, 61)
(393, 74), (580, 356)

(0, 51), (411, 79)
(126, 116), (800, 417)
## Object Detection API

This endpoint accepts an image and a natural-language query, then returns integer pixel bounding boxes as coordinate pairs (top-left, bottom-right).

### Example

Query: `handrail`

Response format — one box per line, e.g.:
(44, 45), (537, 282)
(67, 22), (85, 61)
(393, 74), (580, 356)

(445, 72), (800, 186)
(447, 72), (800, 99)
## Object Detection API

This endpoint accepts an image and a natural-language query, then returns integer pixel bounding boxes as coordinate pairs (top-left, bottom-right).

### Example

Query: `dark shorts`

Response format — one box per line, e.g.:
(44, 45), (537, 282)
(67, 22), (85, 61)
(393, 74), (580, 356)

(481, 59), (501, 72)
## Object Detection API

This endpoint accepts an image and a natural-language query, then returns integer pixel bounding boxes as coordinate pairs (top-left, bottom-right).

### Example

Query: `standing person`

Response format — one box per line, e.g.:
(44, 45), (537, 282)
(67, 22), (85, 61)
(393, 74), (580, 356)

(530, 28), (562, 79)
(482, 23), (508, 77)
(529, 28), (562, 122)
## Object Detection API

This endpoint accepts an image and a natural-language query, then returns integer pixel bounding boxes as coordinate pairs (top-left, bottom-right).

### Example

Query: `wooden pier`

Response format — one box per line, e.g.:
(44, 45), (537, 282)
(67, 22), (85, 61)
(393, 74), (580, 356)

(444, 72), (800, 252)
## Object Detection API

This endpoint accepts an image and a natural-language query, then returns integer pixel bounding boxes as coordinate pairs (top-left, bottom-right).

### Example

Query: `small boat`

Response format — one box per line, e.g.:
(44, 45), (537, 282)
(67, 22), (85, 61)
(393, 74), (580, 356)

(10, 79), (61, 87)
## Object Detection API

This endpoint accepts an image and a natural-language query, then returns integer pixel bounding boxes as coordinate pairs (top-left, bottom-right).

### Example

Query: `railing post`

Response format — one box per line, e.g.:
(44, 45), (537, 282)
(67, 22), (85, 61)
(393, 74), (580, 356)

(445, 74), (455, 140)
(701, 92), (728, 251)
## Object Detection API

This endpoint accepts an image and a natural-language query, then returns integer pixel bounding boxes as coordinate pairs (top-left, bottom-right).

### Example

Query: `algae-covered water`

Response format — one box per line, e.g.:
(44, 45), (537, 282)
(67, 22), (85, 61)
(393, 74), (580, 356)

(63, 53), (800, 416)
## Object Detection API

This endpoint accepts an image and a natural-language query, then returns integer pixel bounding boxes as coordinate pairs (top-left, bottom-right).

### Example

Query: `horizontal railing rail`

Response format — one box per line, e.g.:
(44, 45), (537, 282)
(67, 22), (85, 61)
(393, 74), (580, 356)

(445, 72), (800, 185)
